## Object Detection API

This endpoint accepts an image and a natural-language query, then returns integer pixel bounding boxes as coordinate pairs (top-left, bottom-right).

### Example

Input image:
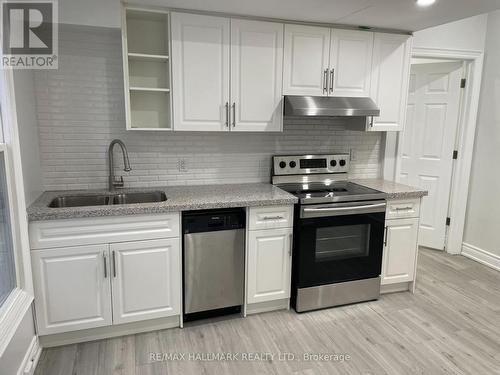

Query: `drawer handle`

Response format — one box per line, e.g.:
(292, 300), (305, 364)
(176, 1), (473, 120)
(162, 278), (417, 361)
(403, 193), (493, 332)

(394, 206), (413, 211)
(262, 215), (284, 221)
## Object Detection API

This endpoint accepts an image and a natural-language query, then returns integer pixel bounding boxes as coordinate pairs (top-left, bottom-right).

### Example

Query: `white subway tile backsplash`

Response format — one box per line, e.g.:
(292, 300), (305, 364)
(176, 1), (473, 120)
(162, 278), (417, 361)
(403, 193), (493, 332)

(32, 25), (382, 191)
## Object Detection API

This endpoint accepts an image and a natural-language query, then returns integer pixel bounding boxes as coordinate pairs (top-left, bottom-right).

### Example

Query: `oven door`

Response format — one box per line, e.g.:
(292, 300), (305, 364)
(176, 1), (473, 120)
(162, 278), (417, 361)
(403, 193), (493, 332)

(294, 200), (386, 288)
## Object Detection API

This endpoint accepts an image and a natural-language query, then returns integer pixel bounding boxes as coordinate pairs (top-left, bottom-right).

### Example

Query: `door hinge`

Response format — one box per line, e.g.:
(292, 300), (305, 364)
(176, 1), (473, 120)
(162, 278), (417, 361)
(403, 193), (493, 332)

(452, 150), (458, 160)
(446, 217), (451, 226)
(460, 78), (466, 88)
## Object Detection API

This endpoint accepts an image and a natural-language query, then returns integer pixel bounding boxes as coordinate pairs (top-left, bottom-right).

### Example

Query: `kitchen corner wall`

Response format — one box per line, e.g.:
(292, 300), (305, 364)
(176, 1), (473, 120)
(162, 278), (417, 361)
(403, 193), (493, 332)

(463, 10), (500, 259)
(33, 24), (382, 191)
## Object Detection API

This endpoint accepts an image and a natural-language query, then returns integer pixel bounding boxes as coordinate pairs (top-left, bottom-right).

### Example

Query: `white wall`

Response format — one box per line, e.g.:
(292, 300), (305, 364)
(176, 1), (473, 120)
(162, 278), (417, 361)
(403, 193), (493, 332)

(463, 10), (500, 258)
(0, 308), (36, 375)
(413, 14), (488, 52)
(14, 71), (42, 206)
(60, 0), (121, 28)
(32, 24), (382, 191)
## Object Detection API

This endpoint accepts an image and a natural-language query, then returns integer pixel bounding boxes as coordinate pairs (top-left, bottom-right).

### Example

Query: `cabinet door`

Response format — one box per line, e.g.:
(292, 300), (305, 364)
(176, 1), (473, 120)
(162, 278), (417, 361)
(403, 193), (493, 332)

(368, 33), (411, 131)
(329, 29), (373, 97)
(231, 19), (283, 132)
(247, 228), (292, 304)
(171, 13), (230, 131)
(31, 245), (112, 335)
(381, 218), (419, 285)
(283, 24), (331, 96)
(110, 238), (180, 324)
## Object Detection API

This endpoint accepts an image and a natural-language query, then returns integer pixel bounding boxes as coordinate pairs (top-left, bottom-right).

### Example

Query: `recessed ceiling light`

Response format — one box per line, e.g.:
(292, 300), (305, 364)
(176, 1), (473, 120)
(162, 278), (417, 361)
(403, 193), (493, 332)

(416, 0), (436, 6)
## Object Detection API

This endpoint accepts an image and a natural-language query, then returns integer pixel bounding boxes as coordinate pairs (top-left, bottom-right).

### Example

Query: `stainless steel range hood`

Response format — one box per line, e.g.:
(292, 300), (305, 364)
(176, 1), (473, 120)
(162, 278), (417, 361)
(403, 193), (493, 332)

(284, 96), (380, 117)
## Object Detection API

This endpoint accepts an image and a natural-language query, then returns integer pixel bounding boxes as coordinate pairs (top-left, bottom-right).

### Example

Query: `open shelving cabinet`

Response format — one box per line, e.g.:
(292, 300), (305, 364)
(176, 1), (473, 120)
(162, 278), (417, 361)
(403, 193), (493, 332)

(122, 7), (172, 131)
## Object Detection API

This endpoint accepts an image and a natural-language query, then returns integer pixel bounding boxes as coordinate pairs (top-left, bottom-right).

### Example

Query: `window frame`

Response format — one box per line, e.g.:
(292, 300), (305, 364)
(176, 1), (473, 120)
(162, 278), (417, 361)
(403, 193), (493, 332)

(0, 69), (35, 357)
(0, 143), (21, 301)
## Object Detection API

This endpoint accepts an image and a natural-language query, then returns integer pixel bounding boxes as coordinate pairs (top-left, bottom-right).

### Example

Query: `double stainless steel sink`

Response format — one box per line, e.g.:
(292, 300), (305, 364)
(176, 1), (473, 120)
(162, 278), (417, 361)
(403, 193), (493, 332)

(49, 191), (167, 208)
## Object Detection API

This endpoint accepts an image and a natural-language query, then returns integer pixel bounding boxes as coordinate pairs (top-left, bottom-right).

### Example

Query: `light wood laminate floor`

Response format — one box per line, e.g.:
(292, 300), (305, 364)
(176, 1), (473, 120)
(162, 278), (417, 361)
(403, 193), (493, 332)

(34, 248), (500, 375)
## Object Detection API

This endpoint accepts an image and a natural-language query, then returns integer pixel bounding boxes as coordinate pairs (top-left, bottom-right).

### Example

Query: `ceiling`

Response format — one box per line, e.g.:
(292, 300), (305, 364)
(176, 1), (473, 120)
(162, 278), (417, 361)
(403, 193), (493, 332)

(134, 0), (500, 32)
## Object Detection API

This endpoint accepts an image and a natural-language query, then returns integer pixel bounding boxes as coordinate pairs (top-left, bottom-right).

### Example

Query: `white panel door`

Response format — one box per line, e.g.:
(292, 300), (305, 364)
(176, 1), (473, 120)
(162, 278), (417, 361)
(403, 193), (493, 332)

(329, 29), (373, 97)
(283, 24), (331, 96)
(247, 228), (292, 304)
(400, 62), (463, 250)
(368, 33), (411, 131)
(231, 19), (284, 132)
(382, 218), (419, 285)
(110, 238), (181, 324)
(171, 13), (230, 131)
(31, 245), (112, 335)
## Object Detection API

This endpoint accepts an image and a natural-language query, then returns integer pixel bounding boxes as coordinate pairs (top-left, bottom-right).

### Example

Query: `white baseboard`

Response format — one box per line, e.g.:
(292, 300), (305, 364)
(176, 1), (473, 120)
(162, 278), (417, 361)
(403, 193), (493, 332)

(18, 336), (42, 375)
(380, 282), (410, 294)
(462, 243), (500, 272)
(245, 299), (289, 316)
(39, 315), (180, 348)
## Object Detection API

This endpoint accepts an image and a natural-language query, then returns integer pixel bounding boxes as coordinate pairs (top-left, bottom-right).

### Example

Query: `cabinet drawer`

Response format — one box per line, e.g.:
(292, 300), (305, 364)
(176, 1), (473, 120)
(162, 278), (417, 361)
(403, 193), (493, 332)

(248, 206), (293, 230)
(386, 199), (420, 219)
(30, 213), (180, 250)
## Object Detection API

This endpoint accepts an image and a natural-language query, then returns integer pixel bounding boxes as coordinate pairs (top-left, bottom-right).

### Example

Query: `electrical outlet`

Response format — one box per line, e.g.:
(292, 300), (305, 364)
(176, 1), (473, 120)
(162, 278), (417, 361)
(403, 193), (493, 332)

(177, 158), (188, 172)
(350, 149), (357, 161)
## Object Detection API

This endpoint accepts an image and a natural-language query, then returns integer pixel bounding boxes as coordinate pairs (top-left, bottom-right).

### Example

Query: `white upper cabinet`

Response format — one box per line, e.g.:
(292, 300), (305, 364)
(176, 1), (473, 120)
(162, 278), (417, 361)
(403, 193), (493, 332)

(171, 13), (283, 132)
(283, 24), (331, 96)
(329, 29), (373, 97)
(283, 25), (373, 97)
(231, 19), (284, 132)
(122, 9), (172, 131)
(368, 33), (411, 131)
(171, 13), (230, 131)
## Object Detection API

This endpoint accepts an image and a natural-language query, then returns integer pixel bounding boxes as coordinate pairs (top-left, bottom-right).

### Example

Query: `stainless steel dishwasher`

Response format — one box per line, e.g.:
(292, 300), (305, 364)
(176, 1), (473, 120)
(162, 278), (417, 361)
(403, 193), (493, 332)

(183, 209), (245, 320)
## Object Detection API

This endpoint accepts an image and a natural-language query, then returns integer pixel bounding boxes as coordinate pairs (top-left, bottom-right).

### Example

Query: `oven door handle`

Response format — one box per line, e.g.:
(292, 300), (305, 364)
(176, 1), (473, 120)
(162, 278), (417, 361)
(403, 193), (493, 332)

(301, 202), (386, 218)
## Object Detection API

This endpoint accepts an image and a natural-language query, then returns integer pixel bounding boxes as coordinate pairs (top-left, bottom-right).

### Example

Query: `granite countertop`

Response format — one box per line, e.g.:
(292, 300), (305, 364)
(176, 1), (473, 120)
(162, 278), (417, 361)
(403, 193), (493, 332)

(27, 183), (298, 222)
(28, 179), (427, 222)
(352, 179), (428, 200)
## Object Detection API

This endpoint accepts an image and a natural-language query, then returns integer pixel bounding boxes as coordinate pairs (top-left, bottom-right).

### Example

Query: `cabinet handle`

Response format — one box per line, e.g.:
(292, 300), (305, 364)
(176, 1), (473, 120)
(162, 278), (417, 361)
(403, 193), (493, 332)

(103, 252), (108, 278)
(329, 69), (334, 93)
(370, 116), (374, 127)
(384, 226), (388, 247)
(225, 102), (229, 128)
(395, 206), (413, 211)
(323, 69), (328, 93)
(262, 215), (284, 220)
(232, 103), (236, 127)
(112, 250), (117, 278)
(289, 233), (293, 256)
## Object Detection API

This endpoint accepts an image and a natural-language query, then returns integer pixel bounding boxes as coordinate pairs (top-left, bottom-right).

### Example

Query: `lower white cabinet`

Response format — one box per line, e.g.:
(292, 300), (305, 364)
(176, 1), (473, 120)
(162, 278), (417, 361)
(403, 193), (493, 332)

(32, 237), (181, 335)
(247, 227), (292, 304)
(381, 217), (419, 285)
(110, 239), (180, 324)
(31, 244), (113, 335)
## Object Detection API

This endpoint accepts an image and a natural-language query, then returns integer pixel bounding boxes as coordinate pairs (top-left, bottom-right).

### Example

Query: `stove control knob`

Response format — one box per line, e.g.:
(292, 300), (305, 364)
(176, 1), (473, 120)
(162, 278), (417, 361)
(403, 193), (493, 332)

(279, 161), (287, 169)
(339, 159), (346, 167)
(289, 161), (297, 168)
(330, 160), (337, 167)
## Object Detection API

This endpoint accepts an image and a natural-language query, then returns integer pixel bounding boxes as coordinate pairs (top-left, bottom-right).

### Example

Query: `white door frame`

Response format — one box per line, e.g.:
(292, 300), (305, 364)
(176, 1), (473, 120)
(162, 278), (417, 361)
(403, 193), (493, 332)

(384, 47), (484, 255)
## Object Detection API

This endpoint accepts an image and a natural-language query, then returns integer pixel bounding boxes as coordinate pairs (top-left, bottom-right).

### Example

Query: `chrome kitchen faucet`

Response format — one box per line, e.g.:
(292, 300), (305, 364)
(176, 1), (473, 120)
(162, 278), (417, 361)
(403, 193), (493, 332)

(108, 139), (131, 190)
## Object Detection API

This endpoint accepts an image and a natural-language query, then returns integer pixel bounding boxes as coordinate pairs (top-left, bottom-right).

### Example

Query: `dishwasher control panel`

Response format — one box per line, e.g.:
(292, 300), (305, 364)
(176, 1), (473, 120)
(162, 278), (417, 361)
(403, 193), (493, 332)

(183, 208), (246, 234)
